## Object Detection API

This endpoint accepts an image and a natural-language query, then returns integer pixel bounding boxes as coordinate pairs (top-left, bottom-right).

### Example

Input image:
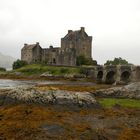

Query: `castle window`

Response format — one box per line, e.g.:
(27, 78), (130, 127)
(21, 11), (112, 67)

(53, 58), (56, 64)
(52, 50), (56, 52)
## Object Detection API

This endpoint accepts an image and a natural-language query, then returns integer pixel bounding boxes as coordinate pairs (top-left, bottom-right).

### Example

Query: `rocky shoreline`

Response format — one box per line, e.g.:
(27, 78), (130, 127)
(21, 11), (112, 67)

(0, 82), (140, 108)
(0, 82), (140, 140)
(0, 87), (98, 107)
(91, 82), (140, 99)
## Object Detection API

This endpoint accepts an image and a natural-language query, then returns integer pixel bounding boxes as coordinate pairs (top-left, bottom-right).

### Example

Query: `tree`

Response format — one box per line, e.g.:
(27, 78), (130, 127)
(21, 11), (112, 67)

(13, 59), (28, 70)
(104, 57), (131, 65)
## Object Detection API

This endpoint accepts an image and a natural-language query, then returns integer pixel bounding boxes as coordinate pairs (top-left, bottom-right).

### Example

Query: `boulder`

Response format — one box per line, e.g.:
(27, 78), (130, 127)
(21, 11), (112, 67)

(40, 72), (53, 77)
(0, 87), (98, 107)
(91, 82), (140, 99)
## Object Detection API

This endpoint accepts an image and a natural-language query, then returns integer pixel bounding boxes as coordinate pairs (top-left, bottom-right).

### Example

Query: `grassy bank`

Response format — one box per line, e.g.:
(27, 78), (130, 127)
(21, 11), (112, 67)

(0, 64), (82, 79)
(16, 64), (80, 76)
(0, 64), (94, 81)
(99, 98), (140, 108)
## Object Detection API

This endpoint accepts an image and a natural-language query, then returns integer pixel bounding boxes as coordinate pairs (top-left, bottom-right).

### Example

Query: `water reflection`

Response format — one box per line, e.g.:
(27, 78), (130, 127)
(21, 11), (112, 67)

(0, 79), (95, 88)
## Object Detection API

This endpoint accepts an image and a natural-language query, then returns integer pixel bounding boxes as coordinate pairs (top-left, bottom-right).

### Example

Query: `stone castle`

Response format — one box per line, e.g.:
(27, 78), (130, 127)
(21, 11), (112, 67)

(21, 27), (92, 66)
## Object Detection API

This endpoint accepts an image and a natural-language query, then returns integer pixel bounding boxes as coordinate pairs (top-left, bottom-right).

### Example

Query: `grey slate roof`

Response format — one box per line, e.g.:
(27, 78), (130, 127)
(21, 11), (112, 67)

(63, 30), (88, 40)
(22, 44), (38, 50)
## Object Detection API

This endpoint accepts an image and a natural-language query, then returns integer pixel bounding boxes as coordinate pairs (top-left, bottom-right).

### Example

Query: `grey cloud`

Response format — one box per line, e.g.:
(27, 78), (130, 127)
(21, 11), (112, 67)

(0, 0), (140, 65)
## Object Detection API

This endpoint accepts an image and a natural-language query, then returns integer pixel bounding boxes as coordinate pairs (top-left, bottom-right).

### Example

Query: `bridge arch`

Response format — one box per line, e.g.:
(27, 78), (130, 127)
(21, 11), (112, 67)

(105, 71), (116, 84)
(97, 71), (103, 80)
(121, 71), (131, 83)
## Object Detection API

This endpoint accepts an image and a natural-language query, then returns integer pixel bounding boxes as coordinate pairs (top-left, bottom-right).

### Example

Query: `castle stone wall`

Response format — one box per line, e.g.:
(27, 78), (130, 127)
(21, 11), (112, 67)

(21, 27), (92, 66)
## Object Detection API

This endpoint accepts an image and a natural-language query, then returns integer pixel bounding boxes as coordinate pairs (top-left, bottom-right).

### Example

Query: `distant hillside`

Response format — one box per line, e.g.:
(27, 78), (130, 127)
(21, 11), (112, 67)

(0, 52), (16, 69)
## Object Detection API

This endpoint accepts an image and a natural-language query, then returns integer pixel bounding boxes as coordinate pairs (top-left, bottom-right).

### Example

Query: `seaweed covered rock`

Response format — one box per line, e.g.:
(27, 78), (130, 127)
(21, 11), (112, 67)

(0, 87), (98, 107)
(91, 82), (140, 99)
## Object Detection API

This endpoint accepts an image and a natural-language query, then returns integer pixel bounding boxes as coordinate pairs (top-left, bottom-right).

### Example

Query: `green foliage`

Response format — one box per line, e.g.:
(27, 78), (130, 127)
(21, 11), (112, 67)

(13, 59), (28, 70)
(60, 68), (69, 74)
(0, 67), (6, 72)
(16, 64), (79, 75)
(41, 60), (48, 65)
(99, 98), (140, 108)
(76, 55), (96, 66)
(104, 57), (131, 65)
(79, 67), (88, 75)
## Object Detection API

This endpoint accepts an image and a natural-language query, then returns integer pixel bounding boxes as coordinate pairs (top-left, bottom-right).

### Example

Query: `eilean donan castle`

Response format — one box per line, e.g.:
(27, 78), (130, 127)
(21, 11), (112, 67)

(21, 27), (92, 66)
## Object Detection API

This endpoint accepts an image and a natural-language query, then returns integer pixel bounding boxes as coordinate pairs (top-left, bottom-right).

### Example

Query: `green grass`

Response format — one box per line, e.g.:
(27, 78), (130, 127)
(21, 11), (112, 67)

(16, 64), (80, 76)
(99, 98), (140, 108)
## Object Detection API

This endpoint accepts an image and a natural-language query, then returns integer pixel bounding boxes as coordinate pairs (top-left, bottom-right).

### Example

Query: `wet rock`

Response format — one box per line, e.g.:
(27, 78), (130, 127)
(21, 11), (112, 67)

(0, 94), (7, 106)
(63, 74), (74, 78)
(91, 82), (140, 99)
(125, 82), (140, 91)
(113, 104), (121, 109)
(40, 72), (53, 77)
(41, 124), (64, 135)
(0, 87), (97, 107)
(73, 74), (86, 78)
(14, 72), (22, 76)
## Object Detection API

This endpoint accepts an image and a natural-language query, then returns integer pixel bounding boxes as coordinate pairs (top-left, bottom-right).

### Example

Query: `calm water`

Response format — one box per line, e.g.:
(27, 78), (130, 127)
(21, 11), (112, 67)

(0, 79), (95, 88)
(0, 79), (35, 88)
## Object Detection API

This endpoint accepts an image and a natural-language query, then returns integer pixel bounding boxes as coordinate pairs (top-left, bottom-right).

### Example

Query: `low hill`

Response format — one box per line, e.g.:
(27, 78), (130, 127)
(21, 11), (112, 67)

(0, 52), (16, 69)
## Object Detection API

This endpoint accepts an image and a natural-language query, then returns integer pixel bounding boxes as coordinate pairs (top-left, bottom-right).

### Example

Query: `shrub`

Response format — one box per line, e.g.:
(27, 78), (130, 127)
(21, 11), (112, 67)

(60, 68), (69, 74)
(104, 57), (132, 65)
(76, 55), (97, 66)
(79, 67), (87, 74)
(0, 67), (6, 72)
(13, 59), (28, 70)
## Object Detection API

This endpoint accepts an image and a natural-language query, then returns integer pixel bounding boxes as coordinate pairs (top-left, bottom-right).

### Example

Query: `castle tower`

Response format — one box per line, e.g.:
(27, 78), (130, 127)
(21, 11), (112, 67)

(61, 27), (92, 59)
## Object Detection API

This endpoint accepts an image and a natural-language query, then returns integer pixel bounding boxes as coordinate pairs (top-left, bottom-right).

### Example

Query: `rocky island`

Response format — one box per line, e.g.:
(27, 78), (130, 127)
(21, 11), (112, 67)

(0, 27), (140, 140)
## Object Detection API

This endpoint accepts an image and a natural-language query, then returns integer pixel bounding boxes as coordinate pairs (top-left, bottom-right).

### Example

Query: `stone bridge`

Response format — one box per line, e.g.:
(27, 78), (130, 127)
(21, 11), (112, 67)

(86, 65), (140, 84)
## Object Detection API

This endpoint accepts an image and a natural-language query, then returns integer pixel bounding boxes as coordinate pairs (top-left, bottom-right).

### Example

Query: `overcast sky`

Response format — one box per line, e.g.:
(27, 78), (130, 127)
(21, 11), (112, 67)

(0, 0), (140, 65)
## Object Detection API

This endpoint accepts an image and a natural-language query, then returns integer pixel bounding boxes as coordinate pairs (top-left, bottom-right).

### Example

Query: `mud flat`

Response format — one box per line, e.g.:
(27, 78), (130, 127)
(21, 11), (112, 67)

(0, 82), (140, 140)
(0, 103), (139, 140)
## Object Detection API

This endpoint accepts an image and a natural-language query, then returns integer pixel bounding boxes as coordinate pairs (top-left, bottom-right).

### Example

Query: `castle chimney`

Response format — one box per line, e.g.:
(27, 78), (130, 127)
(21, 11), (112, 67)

(68, 30), (72, 34)
(80, 27), (85, 32)
(36, 42), (39, 45)
(49, 45), (53, 49)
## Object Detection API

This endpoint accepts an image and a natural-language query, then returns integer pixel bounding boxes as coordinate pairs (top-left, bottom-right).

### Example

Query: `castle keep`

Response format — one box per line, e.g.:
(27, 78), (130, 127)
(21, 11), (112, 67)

(21, 27), (92, 66)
